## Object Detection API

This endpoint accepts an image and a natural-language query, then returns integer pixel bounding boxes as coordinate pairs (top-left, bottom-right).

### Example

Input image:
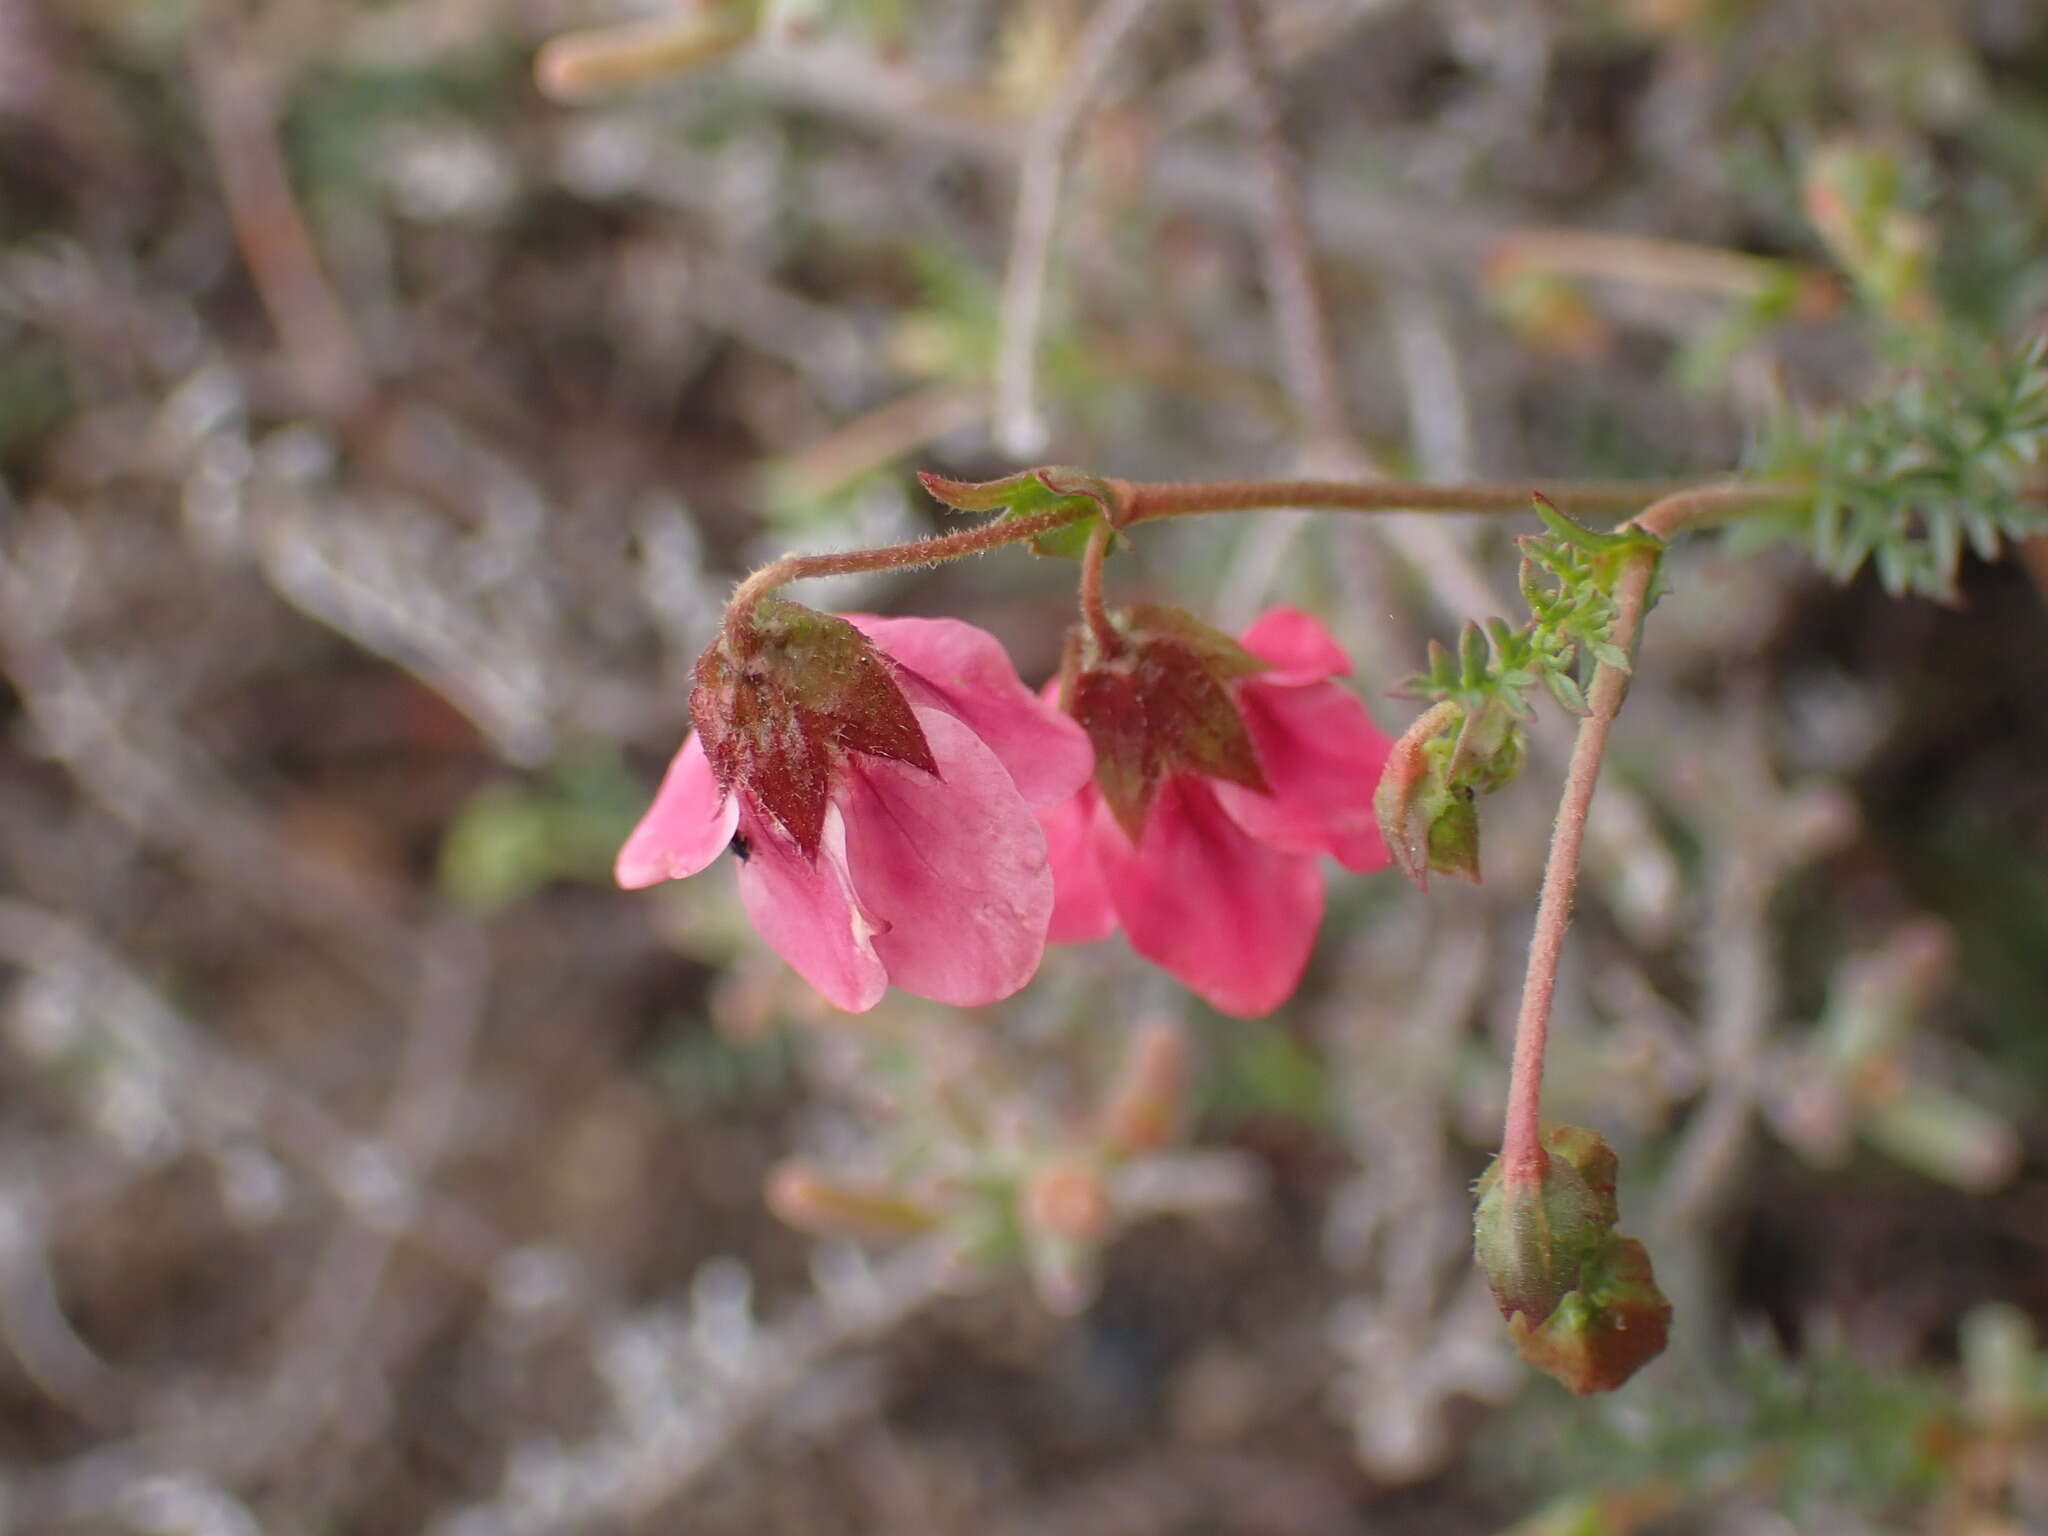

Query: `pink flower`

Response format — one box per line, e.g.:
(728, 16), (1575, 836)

(1040, 607), (1392, 1017)
(617, 611), (1092, 1013)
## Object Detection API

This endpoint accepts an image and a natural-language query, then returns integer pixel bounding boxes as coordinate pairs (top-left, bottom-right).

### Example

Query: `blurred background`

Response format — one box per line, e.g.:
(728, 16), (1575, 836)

(3, 1), (2048, 1531)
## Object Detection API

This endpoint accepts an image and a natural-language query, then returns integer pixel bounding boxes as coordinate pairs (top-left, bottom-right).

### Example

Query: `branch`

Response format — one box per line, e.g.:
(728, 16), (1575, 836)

(725, 500), (1092, 633)
(1499, 483), (1789, 1187)
(1078, 519), (1121, 653)
(1115, 474), (1755, 524)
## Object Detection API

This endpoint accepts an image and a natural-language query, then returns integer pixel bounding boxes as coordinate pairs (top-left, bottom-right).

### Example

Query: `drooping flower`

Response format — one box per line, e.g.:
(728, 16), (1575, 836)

(617, 602), (1092, 1012)
(1039, 605), (1392, 1017)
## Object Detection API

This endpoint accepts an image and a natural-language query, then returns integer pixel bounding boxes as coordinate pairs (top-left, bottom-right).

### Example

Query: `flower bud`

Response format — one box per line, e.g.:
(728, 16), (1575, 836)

(1473, 1125), (1671, 1394)
(1372, 714), (1436, 890)
(1449, 694), (1526, 795)
(1425, 787), (1482, 885)
(1374, 709), (1492, 891)
(1472, 1141), (1604, 1325)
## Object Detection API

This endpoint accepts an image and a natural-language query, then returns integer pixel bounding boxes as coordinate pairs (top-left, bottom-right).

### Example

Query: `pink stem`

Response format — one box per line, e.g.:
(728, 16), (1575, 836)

(1114, 476), (1735, 524)
(1499, 483), (1788, 1188)
(1077, 521), (1122, 654)
(725, 503), (1086, 636)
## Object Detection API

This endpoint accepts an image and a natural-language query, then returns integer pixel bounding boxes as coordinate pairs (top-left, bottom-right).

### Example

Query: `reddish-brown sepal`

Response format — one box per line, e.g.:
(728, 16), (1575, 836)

(1067, 605), (1269, 841)
(1507, 1234), (1671, 1395)
(691, 597), (935, 859)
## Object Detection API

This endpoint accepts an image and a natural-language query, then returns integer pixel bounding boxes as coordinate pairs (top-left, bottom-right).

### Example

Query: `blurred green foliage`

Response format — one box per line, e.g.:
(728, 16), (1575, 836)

(287, 49), (522, 195)
(1198, 1017), (1332, 1131)
(0, 340), (71, 463)
(1508, 1331), (1953, 1528)
(437, 746), (643, 914)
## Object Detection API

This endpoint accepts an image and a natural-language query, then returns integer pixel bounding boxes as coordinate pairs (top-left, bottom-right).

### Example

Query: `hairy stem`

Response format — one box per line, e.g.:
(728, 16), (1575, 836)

(727, 473), (1787, 657)
(1113, 476), (1754, 524)
(725, 504), (1088, 635)
(1499, 481), (1790, 1189)
(1629, 483), (1795, 541)
(1499, 545), (1656, 1187)
(1078, 521), (1122, 654)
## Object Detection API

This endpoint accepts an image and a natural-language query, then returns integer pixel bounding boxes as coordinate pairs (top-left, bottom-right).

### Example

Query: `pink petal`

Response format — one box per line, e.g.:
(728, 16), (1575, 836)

(1238, 606), (1351, 686)
(1093, 776), (1325, 1018)
(1213, 678), (1393, 872)
(615, 731), (740, 889)
(839, 706), (1054, 1007)
(736, 806), (889, 1013)
(1040, 784), (1119, 944)
(847, 614), (1092, 806)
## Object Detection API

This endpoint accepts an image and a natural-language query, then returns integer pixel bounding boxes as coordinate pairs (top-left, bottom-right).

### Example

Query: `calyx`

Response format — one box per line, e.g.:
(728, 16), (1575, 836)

(1063, 603), (1268, 841)
(692, 598), (935, 859)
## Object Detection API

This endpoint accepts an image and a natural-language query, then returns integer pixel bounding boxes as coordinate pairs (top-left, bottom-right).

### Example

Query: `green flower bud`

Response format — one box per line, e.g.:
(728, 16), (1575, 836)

(1473, 1142), (1602, 1324)
(1448, 694), (1526, 794)
(1423, 784), (1482, 885)
(1473, 1126), (1671, 1394)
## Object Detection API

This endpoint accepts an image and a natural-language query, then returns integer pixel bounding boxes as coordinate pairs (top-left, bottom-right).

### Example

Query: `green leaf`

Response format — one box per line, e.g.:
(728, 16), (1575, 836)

(438, 750), (641, 915)
(1458, 621), (1490, 688)
(1589, 638), (1631, 672)
(1751, 337), (2048, 595)
(918, 465), (1113, 558)
(1544, 667), (1590, 717)
(1529, 493), (1661, 556)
